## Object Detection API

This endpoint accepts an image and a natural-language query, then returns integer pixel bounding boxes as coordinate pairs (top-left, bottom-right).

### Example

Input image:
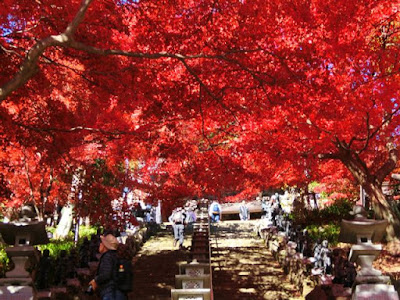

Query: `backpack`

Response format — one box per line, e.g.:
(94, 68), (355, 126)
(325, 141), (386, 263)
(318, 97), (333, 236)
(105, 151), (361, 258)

(114, 258), (133, 293)
(212, 203), (220, 213)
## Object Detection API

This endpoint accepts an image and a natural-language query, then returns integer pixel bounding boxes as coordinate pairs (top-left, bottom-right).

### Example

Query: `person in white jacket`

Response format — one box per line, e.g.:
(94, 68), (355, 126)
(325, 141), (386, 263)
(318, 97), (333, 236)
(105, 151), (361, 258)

(239, 200), (249, 221)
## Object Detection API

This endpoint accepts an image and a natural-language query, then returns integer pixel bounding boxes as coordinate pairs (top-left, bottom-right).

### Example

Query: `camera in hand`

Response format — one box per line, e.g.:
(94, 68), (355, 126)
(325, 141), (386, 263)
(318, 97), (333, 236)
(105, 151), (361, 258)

(85, 285), (94, 295)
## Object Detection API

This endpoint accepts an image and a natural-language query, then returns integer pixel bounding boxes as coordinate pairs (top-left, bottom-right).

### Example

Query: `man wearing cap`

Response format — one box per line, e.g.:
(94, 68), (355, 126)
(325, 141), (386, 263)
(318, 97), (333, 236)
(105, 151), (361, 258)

(89, 234), (126, 300)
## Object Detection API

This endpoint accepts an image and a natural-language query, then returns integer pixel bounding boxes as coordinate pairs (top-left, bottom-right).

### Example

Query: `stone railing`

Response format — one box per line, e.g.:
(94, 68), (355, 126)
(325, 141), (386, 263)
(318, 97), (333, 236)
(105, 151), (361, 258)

(257, 224), (353, 299)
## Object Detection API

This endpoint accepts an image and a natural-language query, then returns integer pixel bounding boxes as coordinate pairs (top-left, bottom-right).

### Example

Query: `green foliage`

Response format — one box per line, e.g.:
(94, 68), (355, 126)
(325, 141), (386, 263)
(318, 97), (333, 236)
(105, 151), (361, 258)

(306, 223), (341, 245)
(79, 225), (98, 239)
(38, 225), (98, 259)
(0, 244), (9, 277)
(320, 199), (353, 220)
(308, 181), (319, 192)
(92, 158), (119, 187)
(38, 240), (75, 258)
(291, 198), (353, 226)
(290, 199), (353, 246)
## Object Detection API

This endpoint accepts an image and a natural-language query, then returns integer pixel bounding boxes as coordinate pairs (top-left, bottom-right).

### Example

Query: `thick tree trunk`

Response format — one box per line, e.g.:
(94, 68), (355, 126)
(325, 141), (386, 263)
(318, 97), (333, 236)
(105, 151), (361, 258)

(54, 169), (81, 239)
(363, 181), (400, 241)
(54, 205), (74, 238)
(338, 144), (400, 241)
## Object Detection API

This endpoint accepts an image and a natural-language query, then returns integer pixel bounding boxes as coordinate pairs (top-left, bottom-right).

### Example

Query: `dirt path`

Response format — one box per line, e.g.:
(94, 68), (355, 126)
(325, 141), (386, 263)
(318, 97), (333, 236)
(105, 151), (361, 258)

(130, 226), (192, 300)
(210, 220), (304, 300)
(130, 221), (303, 299)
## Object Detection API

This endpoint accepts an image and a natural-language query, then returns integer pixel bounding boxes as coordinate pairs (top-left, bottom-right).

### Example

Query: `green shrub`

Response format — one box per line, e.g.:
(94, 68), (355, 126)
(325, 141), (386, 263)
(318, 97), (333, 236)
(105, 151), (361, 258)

(0, 244), (9, 277)
(38, 240), (75, 258)
(38, 225), (98, 259)
(79, 225), (98, 239)
(291, 198), (353, 226)
(306, 223), (341, 245)
(289, 199), (352, 246)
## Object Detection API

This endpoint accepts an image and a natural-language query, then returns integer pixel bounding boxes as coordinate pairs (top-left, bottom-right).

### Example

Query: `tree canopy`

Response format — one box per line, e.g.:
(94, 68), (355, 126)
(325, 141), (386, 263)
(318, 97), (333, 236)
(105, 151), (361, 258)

(1, 0), (400, 236)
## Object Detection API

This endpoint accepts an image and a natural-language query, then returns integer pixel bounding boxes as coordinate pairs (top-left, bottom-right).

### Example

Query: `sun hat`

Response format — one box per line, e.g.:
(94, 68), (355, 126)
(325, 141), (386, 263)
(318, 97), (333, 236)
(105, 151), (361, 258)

(100, 234), (119, 250)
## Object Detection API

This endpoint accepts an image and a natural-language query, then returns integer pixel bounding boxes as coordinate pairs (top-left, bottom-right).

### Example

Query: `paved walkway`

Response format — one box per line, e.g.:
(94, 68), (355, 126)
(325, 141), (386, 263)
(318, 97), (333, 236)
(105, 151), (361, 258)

(210, 220), (303, 300)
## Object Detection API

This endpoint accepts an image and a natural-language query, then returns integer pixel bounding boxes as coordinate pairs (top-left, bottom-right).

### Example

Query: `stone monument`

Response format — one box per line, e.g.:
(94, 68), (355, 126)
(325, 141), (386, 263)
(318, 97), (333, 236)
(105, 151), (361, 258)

(0, 220), (49, 299)
(338, 205), (399, 300)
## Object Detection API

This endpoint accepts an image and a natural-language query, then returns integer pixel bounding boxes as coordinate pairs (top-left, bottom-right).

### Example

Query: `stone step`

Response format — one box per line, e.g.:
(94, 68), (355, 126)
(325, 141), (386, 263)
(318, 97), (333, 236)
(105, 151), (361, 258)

(171, 288), (211, 300)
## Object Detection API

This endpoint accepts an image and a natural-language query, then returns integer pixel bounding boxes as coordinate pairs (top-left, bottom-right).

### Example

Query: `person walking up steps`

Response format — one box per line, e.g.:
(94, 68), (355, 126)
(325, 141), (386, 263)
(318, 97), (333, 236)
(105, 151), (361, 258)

(169, 207), (186, 249)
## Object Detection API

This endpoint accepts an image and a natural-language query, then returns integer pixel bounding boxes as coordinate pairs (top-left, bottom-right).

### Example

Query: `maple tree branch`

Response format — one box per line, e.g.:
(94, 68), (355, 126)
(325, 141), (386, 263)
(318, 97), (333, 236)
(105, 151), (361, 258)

(369, 106), (400, 138)
(221, 56), (276, 85)
(41, 55), (100, 87)
(348, 111), (371, 152)
(22, 148), (35, 203)
(0, 0), (93, 102)
(198, 85), (224, 164)
(1, 0), (271, 107)
(318, 152), (342, 160)
(376, 145), (398, 183)
(67, 41), (221, 60)
(350, 105), (400, 155)
(304, 118), (341, 146)
(41, 54), (124, 98)
(178, 58), (239, 124)
(0, 43), (24, 58)
(15, 123), (138, 137)
(65, 0), (94, 36)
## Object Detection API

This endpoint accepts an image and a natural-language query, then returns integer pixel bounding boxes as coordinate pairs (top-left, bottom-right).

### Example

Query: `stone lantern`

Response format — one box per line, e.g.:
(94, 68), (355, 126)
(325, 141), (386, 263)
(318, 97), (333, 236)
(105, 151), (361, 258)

(338, 205), (399, 300)
(0, 220), (49, 299)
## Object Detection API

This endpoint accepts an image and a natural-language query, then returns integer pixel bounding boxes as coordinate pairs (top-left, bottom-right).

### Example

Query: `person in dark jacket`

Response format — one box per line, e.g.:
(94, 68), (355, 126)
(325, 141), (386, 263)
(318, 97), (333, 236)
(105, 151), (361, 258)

(89, 234), (126, 300)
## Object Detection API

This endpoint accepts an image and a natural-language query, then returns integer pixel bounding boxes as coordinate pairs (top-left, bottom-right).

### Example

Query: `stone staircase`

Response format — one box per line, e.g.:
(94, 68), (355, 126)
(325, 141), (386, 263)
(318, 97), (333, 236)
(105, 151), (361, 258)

(210, 220), (303, 300)
(171, 205), (213, 300)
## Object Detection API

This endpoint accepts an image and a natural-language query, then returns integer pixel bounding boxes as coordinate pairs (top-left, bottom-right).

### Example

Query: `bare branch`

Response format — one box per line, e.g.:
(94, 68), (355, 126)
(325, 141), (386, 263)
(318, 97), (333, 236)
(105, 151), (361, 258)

(198, 85), (224, 164)
(178, 58), (239, 124)
(14, 122), (139, 137)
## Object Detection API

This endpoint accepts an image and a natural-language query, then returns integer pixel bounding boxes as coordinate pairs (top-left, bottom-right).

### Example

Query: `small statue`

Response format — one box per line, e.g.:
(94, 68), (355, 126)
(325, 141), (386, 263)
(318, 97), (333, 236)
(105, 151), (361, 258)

(300, 230), (313, 257)
(53, 250), (68, 286)
(261, 196), (270, 216)
(283, 215), (292, 236)
(67, 248), (78, 278)
(320, 240), (332, 274)
(344, 260), (357, 287)
(274, 211), (285, 231)
(79, 237), (90, 268)
(89, 234), (100, 261)
(332, 248), (350, 284)
(313, 239), (332, 274)
(35, 249), (53, 290)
